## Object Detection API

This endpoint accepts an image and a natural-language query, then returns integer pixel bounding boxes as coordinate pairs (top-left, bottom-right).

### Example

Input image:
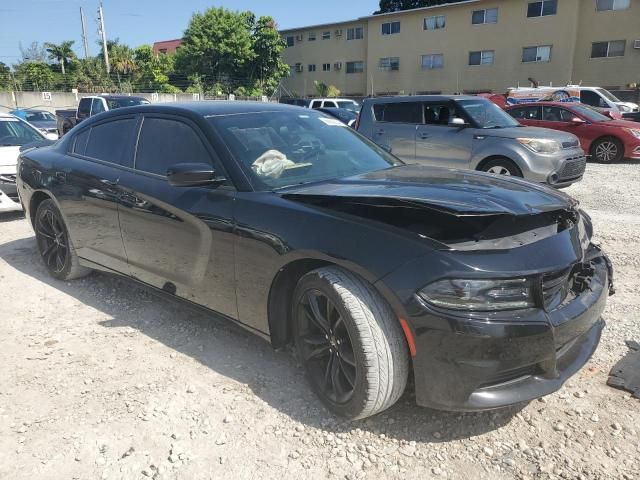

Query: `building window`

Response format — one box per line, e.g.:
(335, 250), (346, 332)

(469, 50), (495, 65)
(472, 8), (498, 24)
(346, 61), (364, 74)
(522, 45), (552, 62)
(159, 48), (167, 54)
(308, 64), (316, 72)
(421, 54), (444, 69)
(591, 40), (626, 57)
(347, 26), (364, 40)
(322, 63), (331, 72)
(286, 36), (295, 47)
(527, 0), (557, 17)
(424, 15), (445, 30)
(381, 21), (401, 35)
(322, 31), (331, 40)
(596, 0), (630, 11)
(308, 32), (316, 41)
(379, 57), (400, 71)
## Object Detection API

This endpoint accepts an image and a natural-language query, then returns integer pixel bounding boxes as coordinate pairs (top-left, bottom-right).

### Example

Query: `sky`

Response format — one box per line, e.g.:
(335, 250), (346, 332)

(0, 0), (376, 65)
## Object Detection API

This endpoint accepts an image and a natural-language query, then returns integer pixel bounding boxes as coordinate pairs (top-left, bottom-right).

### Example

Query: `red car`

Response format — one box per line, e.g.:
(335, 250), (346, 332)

(506, 102), (640, 163)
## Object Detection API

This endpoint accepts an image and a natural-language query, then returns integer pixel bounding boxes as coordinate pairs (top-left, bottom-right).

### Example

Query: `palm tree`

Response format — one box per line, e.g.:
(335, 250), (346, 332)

(107, 42), (137, 90)
(44, 40), (76, 75)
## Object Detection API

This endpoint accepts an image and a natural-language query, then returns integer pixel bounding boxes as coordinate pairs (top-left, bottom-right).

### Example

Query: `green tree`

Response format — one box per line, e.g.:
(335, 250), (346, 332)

(375, 0), (466, 13)
(249, 16), (289, 94)
(133, 45), (176, 92)
(69, 58), (115, 93)
(14, 61), (56, 90)
(44, 40), (76, 75)
(108, 41), (137, 89)
(314, 81), (340, 98)
(175, 7), (255, 87)
(0, 62), (11, 90)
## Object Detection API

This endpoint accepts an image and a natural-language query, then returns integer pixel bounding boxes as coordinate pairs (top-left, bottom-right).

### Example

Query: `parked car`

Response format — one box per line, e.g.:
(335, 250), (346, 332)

(316, 107), (358, 127)
(56, 95), (150, 137)
(9, 109), (59, 138)
(309, 98), (360, 112)
(280, 98), (309, 107)
(17, 102), (613, 419)
(506, 102), (640, 163)
(507, 85), (639, 113)
(0, 112), (47, 212)
(357, 95), (586, 187)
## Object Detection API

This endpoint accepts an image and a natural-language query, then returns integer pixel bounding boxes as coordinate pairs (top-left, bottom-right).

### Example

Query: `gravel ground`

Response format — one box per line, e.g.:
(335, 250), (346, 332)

(0, 163), (639, 480)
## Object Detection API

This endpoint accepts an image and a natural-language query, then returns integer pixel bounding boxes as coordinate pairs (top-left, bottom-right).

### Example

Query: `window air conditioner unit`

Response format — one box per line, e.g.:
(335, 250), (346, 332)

(335, 29), (343, 37)
(295, 35), (303, 42)
(633, 39), (640, 49)
(295, 64), (303, 72)
(334, 62), (343, 70)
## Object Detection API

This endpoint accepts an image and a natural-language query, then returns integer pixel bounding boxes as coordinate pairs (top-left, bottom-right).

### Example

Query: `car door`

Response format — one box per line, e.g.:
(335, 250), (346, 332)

(370, 101), (422, 162)
(58, 117), (137, 273)
(415, 101), (473, 169)
(116, 114), (237, 318)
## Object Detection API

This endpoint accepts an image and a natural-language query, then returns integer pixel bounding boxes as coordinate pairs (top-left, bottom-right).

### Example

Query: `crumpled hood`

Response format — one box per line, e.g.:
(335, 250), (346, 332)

(280, 165), (577, 216)
(0, 146), (20, 168)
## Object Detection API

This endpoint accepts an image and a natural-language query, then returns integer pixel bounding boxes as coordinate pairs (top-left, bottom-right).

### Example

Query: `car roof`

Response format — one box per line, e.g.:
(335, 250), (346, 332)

(363, 95), (478, 104)
(507, 102), (582, 108)
(100, 95), (148, 101)
(99, 101), (307, 117)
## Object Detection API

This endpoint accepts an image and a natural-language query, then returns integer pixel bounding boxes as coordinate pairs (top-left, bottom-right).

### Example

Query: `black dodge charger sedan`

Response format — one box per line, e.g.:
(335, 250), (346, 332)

(17, 102), (614, 420)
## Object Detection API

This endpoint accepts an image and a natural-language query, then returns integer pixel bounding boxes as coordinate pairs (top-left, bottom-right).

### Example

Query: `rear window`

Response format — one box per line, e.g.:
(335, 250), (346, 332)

(83, 118), (137, 165)
(373, 102), (423, 123)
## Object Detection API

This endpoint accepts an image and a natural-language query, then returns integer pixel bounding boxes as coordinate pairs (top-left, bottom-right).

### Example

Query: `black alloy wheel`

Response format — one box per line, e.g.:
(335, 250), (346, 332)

(36, 206), (69, 275)
(296, 289), (357, 405)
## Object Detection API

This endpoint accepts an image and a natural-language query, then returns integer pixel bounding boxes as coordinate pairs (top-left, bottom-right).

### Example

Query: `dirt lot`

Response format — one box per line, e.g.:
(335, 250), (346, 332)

(1, 163), (639, 480)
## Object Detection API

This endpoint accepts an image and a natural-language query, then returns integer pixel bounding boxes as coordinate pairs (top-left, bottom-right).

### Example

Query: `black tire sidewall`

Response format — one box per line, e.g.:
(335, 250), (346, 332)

(481, 158), (523, 177)
(35, 199), (73, 280)
(292, 272), (371, 419)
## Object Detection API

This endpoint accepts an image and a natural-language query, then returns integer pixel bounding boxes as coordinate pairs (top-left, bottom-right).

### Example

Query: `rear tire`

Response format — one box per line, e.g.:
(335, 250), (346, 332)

(34, 199), (91, 281)
(293, 266), (409, 420)
(591, 137), (623, 163)
(480, 158), (523, 177)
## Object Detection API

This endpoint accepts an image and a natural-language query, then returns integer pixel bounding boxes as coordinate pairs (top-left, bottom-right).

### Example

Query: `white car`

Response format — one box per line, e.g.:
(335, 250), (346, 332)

(308, 98), (360, 112)
(0, 112), (48, 212)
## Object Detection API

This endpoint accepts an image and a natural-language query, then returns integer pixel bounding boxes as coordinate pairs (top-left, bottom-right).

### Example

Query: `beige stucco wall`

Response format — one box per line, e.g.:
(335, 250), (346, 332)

(280, 0), (638, 97)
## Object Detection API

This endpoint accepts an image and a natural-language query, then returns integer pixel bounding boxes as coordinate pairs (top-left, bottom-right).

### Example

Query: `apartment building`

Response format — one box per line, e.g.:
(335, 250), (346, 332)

(280, 0), (640, 97)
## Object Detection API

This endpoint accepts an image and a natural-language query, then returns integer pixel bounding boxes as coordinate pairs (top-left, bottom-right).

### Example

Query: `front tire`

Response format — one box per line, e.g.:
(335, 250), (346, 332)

(591, 137), (623, 163)
(34, 199), (91, 280)
(480, 158), (523, 177)
(293, 267), (409, 420)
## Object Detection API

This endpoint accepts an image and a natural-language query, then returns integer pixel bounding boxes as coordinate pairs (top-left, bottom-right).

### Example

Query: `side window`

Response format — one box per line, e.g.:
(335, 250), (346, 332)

(78, 98), (92, 116)
(91, 98), (106, 115)
(72, 128), (91, 156)
(542, 106), (565, 122)
(423, 103), (454, 126)
(325, 101), (337, 108)
(310, 101), (321, 109)
(580, 91), (606, 108)
(373, 102), (423, 124)
(135, 118), (211, 176)
(84, 118), (137, 164)
(510, 106), (540, 120)
(558, 109), (576, 122)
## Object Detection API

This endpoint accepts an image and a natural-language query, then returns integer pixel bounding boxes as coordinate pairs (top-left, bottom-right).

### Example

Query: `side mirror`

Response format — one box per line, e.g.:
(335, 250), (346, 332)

(570, 117), (586, 125)
(166, 163), (224, 187)
(448, 117), (468, 128)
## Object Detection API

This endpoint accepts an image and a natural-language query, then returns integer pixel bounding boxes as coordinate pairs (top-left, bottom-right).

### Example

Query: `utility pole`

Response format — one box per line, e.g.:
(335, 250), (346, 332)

(97, 3), (110, 74)
(80, 7), (90, 59)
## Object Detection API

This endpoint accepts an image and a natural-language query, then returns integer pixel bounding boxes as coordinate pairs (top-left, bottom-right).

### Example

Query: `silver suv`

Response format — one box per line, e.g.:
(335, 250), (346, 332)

(357, 95), (586, 187)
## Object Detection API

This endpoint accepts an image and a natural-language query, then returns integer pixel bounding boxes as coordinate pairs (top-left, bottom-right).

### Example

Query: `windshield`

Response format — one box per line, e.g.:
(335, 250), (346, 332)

(457, 99), (521, 129)
(106, 98), (150, 109)
(596, 88), (620, 103)
(26, 111), (55, 122)
(0, 120), (43, 146)
(337, 101), (360, 112)
(573, 104), (610, 122)
(208, 110), (401, 190)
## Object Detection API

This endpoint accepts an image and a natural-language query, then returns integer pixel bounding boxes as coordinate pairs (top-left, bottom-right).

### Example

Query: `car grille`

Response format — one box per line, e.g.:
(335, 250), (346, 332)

(542, 268), (572, 310)
(558, 156), (586, 180)
(562, 139), (580, 149)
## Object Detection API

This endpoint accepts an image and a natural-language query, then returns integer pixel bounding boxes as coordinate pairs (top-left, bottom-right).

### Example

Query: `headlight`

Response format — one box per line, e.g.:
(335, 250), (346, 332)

(418, 278), (535, 311)
(624, 128), (640, 139)
(517, 138), (561, 154)
(618, 105), (631, 112)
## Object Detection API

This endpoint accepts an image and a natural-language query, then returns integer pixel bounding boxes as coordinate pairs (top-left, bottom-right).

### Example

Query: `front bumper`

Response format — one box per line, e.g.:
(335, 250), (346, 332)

(0, 173), (21, 212)
(518, 146), (586, 187)
(401, 252), (611, 411)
